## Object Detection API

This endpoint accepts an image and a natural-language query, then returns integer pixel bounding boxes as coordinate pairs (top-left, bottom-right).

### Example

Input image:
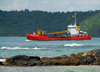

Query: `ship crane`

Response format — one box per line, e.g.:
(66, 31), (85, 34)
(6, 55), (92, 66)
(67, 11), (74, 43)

(37, 28), (68, 35)
(37, 28), (47, 35)
(46, 30), (68, 35)
(27, 13), (92, 41)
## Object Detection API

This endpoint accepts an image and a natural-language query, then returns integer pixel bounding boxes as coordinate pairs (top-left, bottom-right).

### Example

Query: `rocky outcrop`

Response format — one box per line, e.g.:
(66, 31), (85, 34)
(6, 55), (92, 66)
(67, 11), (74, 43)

(3, 49), (100, 66)
(4, 55), (41, 66)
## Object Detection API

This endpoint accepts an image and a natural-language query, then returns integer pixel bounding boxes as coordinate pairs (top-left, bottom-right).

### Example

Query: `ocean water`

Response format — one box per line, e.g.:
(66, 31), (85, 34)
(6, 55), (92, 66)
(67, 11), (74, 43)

(0, 37), (100, 72)
(0, 37), (100, 58)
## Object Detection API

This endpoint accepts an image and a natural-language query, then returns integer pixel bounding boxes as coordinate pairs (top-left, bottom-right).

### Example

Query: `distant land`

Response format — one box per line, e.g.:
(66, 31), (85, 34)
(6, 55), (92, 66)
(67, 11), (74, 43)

(0, 9), (100, 37)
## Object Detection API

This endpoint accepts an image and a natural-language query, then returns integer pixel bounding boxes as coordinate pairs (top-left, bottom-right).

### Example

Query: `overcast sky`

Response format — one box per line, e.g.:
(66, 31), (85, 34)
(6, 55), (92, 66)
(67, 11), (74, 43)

(0, 0), (100, 12)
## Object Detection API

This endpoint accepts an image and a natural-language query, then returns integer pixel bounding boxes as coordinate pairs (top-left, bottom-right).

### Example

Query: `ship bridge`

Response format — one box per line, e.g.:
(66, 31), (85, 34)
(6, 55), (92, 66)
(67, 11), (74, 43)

(68, 24), (79, 35)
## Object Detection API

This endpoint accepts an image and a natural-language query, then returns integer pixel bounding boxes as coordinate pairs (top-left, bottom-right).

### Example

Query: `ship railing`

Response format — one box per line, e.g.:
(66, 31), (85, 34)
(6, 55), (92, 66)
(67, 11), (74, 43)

(71, 34), (88, 37)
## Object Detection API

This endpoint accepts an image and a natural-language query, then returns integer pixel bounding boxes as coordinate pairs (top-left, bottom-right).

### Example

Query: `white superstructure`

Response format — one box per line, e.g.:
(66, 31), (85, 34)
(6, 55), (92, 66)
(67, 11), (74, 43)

(68, 24), (79, 35)
(67, 13), (88, 37)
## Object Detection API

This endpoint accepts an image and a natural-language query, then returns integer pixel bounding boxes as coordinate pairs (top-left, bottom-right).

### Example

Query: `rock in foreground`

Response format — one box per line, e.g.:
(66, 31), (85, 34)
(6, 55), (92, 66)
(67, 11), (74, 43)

(4, 49), (100, 66)
(4, 55), (41, 66)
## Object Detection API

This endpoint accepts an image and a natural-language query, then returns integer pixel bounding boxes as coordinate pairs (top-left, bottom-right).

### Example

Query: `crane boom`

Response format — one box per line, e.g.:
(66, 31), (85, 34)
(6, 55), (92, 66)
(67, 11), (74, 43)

(37, 28), (68, 35)
(46, 30), (68, 35)
(37, 28), (47, 35)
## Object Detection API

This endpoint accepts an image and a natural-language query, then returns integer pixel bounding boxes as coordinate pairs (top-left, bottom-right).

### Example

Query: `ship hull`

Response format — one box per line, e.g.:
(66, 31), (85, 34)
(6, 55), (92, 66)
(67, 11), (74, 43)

(27, 34), (92, 41)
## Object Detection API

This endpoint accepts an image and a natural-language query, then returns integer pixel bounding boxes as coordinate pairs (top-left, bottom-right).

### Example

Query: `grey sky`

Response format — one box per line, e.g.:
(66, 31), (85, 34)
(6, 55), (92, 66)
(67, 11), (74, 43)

(0, 0), (100, 12)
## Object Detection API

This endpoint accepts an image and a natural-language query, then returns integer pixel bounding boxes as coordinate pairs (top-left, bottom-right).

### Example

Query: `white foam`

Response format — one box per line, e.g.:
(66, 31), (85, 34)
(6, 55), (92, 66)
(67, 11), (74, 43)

(0, 46), (46, 50)
(0, 47), (29, 49)
(32, 47), (46, 50)
(0, 59), (6, 62)
(25, 39), (31, 41)
(64, 43), (84, 47)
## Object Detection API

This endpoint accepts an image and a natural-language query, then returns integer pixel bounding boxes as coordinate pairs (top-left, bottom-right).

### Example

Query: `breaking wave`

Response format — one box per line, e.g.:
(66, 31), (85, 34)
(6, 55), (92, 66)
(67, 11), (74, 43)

(64, 43), (84, 47)
(0, 46), (46, 50)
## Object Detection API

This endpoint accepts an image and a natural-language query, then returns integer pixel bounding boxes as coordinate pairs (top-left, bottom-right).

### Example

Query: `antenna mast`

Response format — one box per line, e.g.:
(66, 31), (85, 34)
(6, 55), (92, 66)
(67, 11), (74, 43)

(75, 13), (76, 25)
(72, 13), (77, 25)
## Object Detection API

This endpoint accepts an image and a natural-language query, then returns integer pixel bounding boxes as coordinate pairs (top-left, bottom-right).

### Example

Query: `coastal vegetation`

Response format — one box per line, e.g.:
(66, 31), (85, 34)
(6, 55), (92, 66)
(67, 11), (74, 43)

(80, 13), (100, 37)
(0, 9), (100, 37)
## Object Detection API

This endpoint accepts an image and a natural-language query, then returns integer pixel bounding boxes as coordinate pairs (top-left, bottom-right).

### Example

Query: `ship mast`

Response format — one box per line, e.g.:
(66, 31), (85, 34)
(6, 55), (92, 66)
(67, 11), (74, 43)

(72, 13), (77, 25)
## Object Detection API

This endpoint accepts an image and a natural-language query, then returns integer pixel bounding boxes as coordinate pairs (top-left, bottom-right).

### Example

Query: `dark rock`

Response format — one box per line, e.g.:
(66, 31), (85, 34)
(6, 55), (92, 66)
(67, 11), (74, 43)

(93, 50), (100, 56)
(86, 55), (96, 64)
(29, 56), (40, 60)
(4, 55), (41, 66)
(64, 57), (80, 65)
(61, 55), (68, 57)
(0, 62), (4, 65)
(3, 49), (100, 66)
(42, 57), (80, 66)
(87, 51), (93, 55)
(41, 55), (68, 66)
(97, 55), (100, 62)
(11, 55), (29, 61)
(87, 49), (100, 56)
(49, 55), (68, 60)
(78, 56), (87, 65)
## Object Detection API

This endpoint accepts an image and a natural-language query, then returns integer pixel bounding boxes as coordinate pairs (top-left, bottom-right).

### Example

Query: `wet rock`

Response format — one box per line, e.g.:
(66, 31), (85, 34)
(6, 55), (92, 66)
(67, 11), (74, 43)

(69, 53), (76, 57)
(76, 56), (87, 65)
(82, 53), (87, 57)
(5, 58), (9, 60)
(41, 55), (80, 66)
(41, 55), (68, 66)
(87, 49), (100, 56)
(48, 55), (68, 60)
(11, 55), (30, 61)
(86, 55), (96, 64)
(92, 49), (100, 52)
(41, 57), (49, 59)
(93, 50), (100, 56)
(0, 57), (4, 59)
(29, 56), (40, 61)
(3, 49), (100, 66)
(76, 52), (84, 57)
(87, 49), (100, 64)
(61, 57), (80, 65)
(87, 51), (93, 55)
(4, 55), (41, 66)
(97, 55), (100, 62)
(0, 62), (4, 65)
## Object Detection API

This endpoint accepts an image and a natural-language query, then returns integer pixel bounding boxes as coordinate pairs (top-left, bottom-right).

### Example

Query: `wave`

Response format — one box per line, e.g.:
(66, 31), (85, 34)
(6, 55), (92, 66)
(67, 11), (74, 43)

(25, 39), (31, 41)
(64, 43), (84, 47)
(0, 46), (46, 50)
(32, 47), (46, 50)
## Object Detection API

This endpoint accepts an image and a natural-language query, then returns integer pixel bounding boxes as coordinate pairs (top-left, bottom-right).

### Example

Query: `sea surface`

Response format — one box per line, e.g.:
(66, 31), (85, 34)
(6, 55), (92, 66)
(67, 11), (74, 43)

(0, 37), (100, 58)
(0, 37), (100, 72)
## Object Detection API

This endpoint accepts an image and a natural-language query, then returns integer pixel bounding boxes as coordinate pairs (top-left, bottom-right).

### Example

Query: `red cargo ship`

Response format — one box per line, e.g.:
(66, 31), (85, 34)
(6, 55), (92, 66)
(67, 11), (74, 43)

(27, 13), (92, 41)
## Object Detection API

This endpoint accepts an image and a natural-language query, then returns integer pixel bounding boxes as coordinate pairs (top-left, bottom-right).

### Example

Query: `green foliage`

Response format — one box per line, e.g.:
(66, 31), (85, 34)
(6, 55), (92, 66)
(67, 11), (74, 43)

(80, 13), (100, 37)
(0, 9), (100, 37)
